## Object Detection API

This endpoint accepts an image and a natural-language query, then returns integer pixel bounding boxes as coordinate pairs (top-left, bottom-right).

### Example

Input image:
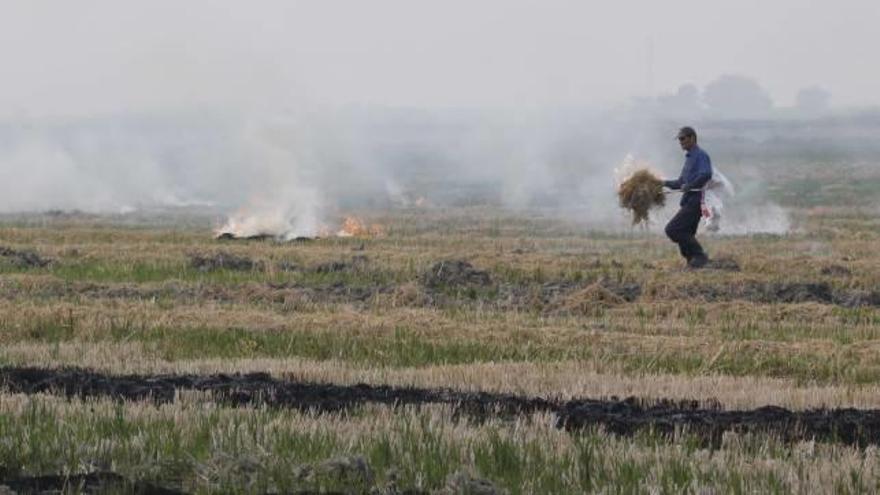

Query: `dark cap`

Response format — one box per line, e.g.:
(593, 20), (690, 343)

(676, 126), (696, 139)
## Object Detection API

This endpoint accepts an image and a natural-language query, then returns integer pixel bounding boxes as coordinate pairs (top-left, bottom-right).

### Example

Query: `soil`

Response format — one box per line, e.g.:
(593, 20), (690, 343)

(0, 467), (430, 495)
(677, 281), (880, 308)
(421, 260), (491, 289)
(682, 282), (835, 304)
(704, 258), (741, 271)
(0, 247), (51, 268)
(216, 233), (317, 243)
(497, 280), (641, 313)
(0, 278), (390, 307)
(558, 398), (880, 448)
(0, 469), (425, 494)
(603, 281), (642, 302)
(0, 472), (182, 494)
(821, 264), (852, 277)
(3, 367), (880, 447)
(216, 232), (275, 241)
(189, 252), (261, 272)
(836, 290), (880, 308)
(6, 272), (880, 312)
(314, 255), (369, 274)
(0, 366), (553, 420)
(267, 281), (389, 303)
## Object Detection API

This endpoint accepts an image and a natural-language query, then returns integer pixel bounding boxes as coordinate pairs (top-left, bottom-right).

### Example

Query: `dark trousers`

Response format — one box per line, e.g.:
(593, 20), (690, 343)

(665, 200), (706, 261)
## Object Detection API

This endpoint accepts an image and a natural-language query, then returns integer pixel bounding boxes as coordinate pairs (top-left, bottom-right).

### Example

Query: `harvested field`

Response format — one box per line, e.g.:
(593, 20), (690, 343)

(5, 7), (880, 491)
(4, 366), (880, 448)
(5, 183), (880, 492)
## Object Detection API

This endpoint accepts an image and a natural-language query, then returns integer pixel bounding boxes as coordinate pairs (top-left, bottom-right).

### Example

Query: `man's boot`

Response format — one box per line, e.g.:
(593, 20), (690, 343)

(688, 254), (709, 269)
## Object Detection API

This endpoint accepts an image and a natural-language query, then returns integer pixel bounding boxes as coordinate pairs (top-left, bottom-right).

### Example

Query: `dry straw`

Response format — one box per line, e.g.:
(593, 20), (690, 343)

(618, 169), (665, 225)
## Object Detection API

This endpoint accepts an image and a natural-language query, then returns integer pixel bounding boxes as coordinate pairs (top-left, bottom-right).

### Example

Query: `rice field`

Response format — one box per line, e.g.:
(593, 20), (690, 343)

(3, 177), (880, 493)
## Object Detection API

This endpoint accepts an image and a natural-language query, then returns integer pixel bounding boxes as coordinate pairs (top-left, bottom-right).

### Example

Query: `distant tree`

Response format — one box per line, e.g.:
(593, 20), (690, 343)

(703, 75), (773, 119)
(795, 86), (831, 115)
(656, 83), (702, 119)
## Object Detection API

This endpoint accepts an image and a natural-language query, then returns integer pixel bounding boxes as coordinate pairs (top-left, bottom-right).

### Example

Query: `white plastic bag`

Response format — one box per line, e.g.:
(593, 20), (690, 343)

(701, 169), (734, 232)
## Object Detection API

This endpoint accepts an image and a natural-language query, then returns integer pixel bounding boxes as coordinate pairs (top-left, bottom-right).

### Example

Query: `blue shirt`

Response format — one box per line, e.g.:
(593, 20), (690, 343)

(665, 145), (712, 206)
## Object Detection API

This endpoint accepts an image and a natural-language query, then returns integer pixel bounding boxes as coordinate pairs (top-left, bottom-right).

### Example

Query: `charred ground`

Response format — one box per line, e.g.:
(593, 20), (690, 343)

(3, 366), (880, 448)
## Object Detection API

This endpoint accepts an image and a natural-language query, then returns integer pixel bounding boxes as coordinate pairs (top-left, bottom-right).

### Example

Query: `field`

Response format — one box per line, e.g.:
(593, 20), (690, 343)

(3, 172), (880, 493)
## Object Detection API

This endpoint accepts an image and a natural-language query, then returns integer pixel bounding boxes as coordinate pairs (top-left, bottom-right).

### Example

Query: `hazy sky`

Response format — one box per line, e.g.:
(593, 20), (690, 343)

(1, 0), (877, 116)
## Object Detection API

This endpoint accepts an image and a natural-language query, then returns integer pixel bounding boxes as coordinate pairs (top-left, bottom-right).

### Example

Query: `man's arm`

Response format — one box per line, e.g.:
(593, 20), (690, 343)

(663, 178), (683, 190)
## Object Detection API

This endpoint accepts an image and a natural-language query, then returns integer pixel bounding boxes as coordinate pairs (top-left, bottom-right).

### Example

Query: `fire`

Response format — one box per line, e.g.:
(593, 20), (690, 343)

(214, 203), (288, 239)
(336, 216), (385, 237)
(214, 190), (321, 240)
(214, 205), (385, 240)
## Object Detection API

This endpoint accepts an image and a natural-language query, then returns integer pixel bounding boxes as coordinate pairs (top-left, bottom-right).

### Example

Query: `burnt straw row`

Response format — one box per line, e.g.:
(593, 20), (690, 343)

(3, 366), (880, 447)
(0, 472), (183, 495)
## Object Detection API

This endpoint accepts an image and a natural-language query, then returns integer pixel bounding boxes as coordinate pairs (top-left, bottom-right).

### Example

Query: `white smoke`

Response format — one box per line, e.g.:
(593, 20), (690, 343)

(217, 186), (322, 239)
(0, 105), (842, 241)
(0, 123), (205, 214)
(710, 203), (792, 235)
(212, 111), (335, 238)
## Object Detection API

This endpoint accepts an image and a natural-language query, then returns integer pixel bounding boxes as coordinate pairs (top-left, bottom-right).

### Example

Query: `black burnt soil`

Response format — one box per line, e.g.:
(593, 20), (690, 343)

(0, 246), (51, 268)
(0, 471), (183, 495)
(3, 367), (880, 447)
(420, 260), (492, 289)
(188, 252), (261, 272)
(680, 281), (880, 307)
(0, 471), (428, 495)
(557, 399), (880, 448)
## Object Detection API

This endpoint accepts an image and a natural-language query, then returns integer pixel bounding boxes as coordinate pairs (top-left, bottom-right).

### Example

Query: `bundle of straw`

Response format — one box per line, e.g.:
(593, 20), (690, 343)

(618, 169), (665, 225)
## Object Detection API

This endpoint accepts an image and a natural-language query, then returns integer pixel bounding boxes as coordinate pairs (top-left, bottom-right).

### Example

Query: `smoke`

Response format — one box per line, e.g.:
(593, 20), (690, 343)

(3, 1), (879, 238)
(215, 116), (325, 238)
(217, 186), (322, 240)
(0, 104), (803, 237)
(714, 203), (791, 235)
(0, 119), (214, 214)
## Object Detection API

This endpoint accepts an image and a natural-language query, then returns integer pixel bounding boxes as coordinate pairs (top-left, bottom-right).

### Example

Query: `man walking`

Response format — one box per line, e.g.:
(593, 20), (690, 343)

(664, 126), (712, 268)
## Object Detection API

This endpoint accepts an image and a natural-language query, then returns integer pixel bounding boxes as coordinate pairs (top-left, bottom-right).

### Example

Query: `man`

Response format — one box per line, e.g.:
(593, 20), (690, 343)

(663, 126), (712, 268)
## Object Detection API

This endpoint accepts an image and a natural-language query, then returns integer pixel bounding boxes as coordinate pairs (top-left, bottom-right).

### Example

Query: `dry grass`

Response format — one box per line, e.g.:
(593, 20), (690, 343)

(1, 392), (879, 493)
(618, 169), (666, 225)
(550, 283), (625, 314)
(4, 204), (880, 490)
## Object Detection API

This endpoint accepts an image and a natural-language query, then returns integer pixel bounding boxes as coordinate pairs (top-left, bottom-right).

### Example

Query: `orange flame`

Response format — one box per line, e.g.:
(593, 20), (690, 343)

(337, 216), (385, 238)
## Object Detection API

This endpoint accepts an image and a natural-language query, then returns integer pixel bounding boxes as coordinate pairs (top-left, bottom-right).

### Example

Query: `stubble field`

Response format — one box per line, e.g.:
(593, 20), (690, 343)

(3, 190), (880, 493)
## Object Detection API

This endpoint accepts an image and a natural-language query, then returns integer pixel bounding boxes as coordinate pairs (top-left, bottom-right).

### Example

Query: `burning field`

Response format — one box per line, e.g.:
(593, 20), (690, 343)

(3, 199), (880, 493)
(216, 206), (386, 241)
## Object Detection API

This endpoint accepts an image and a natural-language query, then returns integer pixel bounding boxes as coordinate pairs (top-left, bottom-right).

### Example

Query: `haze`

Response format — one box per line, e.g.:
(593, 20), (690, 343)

(0, 0), (877, 234)
(1, 0), (877, 115)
